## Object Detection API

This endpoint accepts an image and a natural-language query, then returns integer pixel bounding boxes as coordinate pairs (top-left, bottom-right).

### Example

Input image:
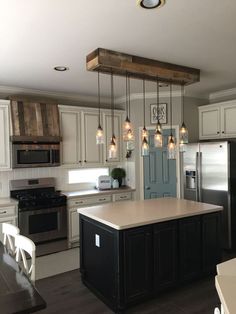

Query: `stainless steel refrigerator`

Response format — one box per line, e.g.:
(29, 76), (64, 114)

(183, 141), (236, 250)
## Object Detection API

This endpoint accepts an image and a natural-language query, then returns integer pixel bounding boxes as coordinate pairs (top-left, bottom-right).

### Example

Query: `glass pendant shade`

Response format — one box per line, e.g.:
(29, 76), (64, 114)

(154, 129), (163, 148)
(141, 137), (149, 156)
(123, 116), (131, 131)
(142, 127), (149, 141)
(167, 135), (176, 160)
(108, 136), (117, 159)
(96, 125), (104, 144)
(179, 122), (189, 144)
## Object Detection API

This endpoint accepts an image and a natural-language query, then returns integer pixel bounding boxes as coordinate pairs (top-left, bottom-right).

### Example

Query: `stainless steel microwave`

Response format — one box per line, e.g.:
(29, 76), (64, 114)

(12, 143), (60, 168)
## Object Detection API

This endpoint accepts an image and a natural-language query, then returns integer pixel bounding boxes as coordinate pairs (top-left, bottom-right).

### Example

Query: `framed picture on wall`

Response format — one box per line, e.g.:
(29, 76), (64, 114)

(150, 103), (167, 124)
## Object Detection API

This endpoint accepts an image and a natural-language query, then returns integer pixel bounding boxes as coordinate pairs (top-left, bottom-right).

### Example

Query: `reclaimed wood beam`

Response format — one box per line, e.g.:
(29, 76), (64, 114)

(86, 48), (200, 85)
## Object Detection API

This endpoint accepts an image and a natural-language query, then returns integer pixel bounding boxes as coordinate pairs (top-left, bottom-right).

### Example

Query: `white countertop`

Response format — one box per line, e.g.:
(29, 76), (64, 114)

(78, 197), (222, 230)
(217, 258), (236, 276)
(63, 186), (135, 199)
(215, 275), (236, 314)
(0, 198), (18, 207)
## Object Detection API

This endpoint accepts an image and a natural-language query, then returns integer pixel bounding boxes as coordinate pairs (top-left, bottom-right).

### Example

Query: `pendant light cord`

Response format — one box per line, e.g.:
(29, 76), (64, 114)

(170, 82), (173, 136)
(126, 73), (128, 119)
(128, 75), (131, 120)
(111, 72), (114, 137)
(97, 71), (101, 126)
(182, 83), (185, 122)
(143, 79), (146, 128)
(156, 77), (160, 125)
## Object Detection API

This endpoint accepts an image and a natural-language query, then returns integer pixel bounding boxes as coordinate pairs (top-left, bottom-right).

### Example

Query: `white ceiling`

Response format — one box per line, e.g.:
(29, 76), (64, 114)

(0, 0), (236, 101)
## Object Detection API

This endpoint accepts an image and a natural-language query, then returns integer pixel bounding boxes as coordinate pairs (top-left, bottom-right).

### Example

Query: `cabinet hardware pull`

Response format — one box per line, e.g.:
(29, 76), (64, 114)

(222, 131), (225, 133)
(120, 196), (127, 199)
(99, 198), (106, 201)
(0, 211), (7, 214)
(217, 131), (220, 134)
(79, 161), (82, 163)
(75, 201), (83, 204)
(84, 160), (87, 162)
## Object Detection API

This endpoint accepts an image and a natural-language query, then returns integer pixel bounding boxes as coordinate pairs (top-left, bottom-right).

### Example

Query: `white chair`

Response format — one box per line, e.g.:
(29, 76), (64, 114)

(15, 234), (36, 283)
(2, 223), (20, 255)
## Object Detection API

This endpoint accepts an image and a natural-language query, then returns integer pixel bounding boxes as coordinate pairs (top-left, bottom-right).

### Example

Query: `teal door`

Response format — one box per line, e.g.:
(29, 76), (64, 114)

(144, 129), (177, 199)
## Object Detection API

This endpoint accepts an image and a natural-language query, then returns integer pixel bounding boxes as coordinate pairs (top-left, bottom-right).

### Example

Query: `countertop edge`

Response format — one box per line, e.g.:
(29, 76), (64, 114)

(215, 275), (236, 314)
(78, 205), (223, 230)
(62, 187), (136, 198)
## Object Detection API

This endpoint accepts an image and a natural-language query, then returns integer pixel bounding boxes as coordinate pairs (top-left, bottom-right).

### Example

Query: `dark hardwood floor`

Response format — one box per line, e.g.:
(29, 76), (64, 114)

(37, 270), (220, 314)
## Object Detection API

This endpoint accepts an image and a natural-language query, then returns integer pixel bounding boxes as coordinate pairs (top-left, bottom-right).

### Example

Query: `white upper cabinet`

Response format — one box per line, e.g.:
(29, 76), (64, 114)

(199, 101), (236, 140)
(0, 101), (10, 170)
(60, 109), (82, 166)
(59, 105), (124, 167)
(82, 111), (103, 165)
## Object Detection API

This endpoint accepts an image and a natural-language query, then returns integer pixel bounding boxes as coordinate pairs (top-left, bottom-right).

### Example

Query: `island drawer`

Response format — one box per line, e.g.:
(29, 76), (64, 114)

(68, 195), (112, 208)
(113, 192), (132, 202)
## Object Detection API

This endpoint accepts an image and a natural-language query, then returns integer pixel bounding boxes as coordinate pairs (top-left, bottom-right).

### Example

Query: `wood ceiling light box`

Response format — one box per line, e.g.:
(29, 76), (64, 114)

(86, 48), (200, 85)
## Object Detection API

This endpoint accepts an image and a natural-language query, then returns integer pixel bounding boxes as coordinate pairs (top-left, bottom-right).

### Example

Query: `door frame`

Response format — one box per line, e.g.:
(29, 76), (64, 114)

(139, 125), (181, 200)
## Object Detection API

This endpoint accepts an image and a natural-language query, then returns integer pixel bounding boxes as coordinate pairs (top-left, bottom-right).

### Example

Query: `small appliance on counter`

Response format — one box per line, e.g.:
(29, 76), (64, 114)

(96, 175), (112, 190)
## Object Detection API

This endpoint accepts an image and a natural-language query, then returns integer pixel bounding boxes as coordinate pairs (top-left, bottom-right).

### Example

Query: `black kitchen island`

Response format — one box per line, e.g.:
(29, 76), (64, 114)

(79, 198), (222, 313)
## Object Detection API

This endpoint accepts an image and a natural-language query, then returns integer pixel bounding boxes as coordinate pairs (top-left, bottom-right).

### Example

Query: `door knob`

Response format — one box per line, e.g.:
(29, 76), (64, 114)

(145, 186), (151, 190)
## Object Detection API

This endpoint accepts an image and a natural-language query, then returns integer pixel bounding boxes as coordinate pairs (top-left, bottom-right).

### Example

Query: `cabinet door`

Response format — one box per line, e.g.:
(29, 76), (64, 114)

(82, 111), (102, 165)
(0, 217), (17, 243)
(60, 110), (81, 166)
(123, 226), (152, 305)
(199, 106), (220, 139)
(68, 209), (80, 243)
(153, 221), (177, 292)
(221, 102), (236, 138)
(0, 103), (10, 169)
(202, 213), (221, 274)
(104, 113), (122, 163)
(179, 216), (202, 282)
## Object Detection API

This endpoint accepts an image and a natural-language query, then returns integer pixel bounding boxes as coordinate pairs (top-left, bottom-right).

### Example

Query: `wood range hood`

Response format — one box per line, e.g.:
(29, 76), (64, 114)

(10, 98), (61, 143)
(87, 48), (200, 85)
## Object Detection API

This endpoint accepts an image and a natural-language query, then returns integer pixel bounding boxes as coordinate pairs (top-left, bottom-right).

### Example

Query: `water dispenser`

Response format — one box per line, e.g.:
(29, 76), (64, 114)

(185, 170), (196, 189)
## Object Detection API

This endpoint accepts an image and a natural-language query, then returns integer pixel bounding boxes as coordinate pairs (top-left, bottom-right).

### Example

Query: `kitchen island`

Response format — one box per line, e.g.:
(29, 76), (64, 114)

(79, 198), (223, 313)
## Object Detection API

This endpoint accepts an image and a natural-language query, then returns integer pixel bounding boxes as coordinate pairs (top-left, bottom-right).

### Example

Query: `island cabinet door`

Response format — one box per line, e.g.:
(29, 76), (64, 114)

(179, 216), (202, 282)
(123, 226), (152, 305)
(153, 220), (178, 292)
(80, 217), (118, 306)
(202, 212), (221, 274)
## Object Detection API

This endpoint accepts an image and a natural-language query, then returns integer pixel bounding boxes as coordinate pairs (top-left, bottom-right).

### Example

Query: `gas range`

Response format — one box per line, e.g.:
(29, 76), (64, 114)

(10, 177), (67, 249)
(11, 187), (66, 211)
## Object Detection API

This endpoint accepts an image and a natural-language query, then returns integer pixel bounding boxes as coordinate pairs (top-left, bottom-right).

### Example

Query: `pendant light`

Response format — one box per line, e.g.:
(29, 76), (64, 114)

(96, 71), (104, 144)
(123, 74), (134, 143)
(108, 72), (117, 159)
(154, 77), (163, 148)
(141, 79), (149, 156)
(179, 83), (189, 152)
(167, 82), (176, 160)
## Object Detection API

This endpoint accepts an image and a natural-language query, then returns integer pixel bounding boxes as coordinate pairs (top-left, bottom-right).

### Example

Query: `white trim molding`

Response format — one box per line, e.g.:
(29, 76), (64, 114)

(209, 87), (236, 101)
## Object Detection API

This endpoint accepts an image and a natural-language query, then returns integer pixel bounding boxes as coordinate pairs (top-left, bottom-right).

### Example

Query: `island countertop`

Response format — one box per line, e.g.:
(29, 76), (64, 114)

(78, 197), (222, 230)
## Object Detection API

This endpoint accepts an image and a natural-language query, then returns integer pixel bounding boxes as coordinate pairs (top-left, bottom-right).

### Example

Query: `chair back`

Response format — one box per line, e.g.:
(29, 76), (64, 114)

(2, 223), (20, 255)
(15, 235), (36, 283)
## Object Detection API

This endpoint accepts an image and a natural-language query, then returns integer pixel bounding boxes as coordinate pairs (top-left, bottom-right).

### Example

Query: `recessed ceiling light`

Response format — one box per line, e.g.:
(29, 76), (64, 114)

(138, 0), (165, 9)
(54, 66), (69, 72)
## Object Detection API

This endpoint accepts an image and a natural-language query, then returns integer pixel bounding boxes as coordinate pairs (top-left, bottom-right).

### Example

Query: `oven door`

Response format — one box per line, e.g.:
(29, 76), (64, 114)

(12, 144), (60, 168)
(19, 206), (67, 244)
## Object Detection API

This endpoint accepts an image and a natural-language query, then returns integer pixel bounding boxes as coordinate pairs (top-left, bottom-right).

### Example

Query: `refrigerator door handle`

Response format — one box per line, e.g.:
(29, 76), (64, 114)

(198, 152), (202, 202)
(196, 152), (199, 201)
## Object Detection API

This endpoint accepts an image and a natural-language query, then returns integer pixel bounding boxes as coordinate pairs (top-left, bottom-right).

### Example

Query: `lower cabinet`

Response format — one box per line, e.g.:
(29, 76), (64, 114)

(179, 216), (202, 282)
(0, 205), (18, 243)
(123, 226), (152, 304)
(153, 220), (178, 291)
(80, 212), (221, 312)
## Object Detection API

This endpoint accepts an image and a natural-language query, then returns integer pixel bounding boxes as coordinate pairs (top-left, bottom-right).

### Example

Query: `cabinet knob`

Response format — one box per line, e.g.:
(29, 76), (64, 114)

(145, 186), (151, 190)
(84, 160), (87, 163)
(105, 159), (108, 162)
(222, 131), (225, 134)
(79, 161), (82, 163)
(217, 131), (220, 134)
